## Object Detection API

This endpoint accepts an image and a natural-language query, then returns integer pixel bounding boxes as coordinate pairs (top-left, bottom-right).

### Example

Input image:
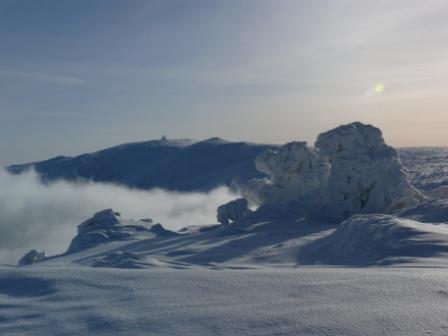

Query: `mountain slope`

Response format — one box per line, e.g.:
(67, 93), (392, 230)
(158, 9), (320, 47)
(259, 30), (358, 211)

(6, 138), (273, 191)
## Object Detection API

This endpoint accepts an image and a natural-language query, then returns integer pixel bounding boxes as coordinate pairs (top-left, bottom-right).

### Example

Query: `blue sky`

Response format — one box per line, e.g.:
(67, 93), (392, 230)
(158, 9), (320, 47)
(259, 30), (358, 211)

(1, 0), (448, 166)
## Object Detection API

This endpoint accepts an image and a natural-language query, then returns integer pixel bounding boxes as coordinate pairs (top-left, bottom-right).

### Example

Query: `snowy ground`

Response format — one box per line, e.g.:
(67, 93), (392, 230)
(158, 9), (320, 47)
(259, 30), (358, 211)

(1, 266), (448, 335)
(1, 205), (448, 335)
(400, 147), (448, 197)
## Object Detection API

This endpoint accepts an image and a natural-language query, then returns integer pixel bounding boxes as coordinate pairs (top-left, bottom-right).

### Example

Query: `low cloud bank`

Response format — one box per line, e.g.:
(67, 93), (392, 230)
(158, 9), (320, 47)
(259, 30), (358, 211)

(0, 170), (237, 264)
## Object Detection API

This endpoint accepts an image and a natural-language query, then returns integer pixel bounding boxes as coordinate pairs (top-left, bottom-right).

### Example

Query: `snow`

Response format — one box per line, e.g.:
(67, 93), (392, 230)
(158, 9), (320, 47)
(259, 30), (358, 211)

(66, 209), (175, 254)
(0, 266), (448, 335)
(299, 214), (448, 266)
(245, 122), (422, 221)
(2, 125), (448, 335)
(316, 122), (423, 220)
(243, 141), (329, 205)
(399, 147), (448, 197)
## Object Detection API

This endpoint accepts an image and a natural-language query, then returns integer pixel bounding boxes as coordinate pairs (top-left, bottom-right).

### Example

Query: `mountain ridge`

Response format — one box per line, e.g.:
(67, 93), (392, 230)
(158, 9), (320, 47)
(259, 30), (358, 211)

(6, 137), (274, 192)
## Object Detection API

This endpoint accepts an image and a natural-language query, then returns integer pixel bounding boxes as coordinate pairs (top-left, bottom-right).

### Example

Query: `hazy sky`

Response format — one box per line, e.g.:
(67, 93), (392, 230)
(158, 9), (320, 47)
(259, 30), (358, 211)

(1, 0), (448, 166)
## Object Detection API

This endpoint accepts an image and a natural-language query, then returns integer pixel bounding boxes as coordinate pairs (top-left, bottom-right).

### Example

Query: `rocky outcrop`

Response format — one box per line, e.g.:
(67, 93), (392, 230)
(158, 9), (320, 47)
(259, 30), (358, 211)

(315, 122), (423, 220)
(243, 142), (329, 205)
(217, 198), (252, 225)
(18, 249), (47, 265)
(244, 122), (423, 221)
(66, 209), (175, 254)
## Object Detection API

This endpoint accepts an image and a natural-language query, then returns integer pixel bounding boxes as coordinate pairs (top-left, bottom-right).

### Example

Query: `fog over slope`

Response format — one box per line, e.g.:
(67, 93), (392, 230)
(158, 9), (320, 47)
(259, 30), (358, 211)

(0, 170), (237, 264)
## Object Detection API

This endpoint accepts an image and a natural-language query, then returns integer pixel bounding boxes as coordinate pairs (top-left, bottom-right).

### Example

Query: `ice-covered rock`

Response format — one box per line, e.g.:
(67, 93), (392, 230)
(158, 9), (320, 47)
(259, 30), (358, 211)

(316, 122), (423, 220)
(18, 249), (47, 265)
(244, 142), (329, 204)
(217, 198), (252, 225)
(66, 209), (174, 254)
(245, 122), (423, 221)
(76, 209), (121, 235)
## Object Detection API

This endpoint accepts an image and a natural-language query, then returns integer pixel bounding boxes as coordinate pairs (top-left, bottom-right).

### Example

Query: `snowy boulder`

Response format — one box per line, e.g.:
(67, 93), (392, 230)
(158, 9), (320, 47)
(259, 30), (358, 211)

(77, 209), (121, 235)
(66, 209), (166, 254)
(316, 122), (423, 220)
(217, 198), (252, 225)
(18, 249), (47, 266)
(246, 142), (329, 204)
(245, 122), (423, 221)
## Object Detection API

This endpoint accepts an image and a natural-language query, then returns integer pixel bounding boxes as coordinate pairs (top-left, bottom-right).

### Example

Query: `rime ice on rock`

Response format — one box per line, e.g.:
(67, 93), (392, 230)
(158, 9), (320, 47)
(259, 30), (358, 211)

(243, 142), (330, 205)
(245, 122), (423, 221)
(217, 198), (252, 225)
(316, 122), (423, 220)
(66, 209), (176, 254)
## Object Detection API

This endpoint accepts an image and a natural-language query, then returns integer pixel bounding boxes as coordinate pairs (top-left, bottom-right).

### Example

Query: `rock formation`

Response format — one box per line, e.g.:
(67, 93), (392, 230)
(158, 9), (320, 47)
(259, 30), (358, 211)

(18, 249), (47, 265)
(217, 198), (252, 225)
(244, 122), (423, 221)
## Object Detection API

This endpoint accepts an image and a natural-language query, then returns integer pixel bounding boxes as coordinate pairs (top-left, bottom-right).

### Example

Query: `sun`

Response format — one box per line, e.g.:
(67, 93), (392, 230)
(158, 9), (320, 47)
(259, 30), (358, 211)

(374, 83), (385, 94)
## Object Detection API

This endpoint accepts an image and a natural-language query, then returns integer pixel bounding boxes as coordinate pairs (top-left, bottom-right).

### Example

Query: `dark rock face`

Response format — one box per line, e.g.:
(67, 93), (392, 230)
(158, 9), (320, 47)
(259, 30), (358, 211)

(18, 249), (47, 266)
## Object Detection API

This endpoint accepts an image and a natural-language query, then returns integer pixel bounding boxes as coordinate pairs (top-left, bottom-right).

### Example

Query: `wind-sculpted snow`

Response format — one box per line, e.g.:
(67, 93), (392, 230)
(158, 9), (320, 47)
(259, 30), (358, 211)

(23, 202), (448, 269)
(245, 122), (423, 221)
(299, 214), (448, 265)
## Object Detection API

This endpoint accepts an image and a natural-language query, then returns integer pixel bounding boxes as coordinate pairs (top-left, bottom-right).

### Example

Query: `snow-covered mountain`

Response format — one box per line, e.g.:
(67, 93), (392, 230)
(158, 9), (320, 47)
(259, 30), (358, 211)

(6, 137), (273, 191)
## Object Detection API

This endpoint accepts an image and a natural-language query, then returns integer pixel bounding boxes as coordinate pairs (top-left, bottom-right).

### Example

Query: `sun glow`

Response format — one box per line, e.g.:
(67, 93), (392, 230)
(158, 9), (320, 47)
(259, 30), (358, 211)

(374, 83), (385, 93)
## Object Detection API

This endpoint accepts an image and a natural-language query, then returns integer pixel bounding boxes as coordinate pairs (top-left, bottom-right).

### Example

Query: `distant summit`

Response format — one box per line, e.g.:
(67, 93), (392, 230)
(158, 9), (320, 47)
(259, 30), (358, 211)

(7, 137), (273, 192)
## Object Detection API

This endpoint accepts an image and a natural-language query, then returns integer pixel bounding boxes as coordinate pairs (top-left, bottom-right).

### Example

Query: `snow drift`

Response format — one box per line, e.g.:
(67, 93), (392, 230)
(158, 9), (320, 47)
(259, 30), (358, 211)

(299, 214), (448, 265)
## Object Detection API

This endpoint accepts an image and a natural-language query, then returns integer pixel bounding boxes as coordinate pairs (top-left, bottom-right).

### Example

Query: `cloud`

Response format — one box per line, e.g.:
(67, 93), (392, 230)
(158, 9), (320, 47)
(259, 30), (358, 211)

(0, 170), (238, 265)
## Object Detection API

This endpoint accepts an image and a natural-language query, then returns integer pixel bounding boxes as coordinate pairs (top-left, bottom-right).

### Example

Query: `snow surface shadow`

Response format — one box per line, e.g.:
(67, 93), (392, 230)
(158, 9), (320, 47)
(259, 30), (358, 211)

(70, 219), (335, 267)
(297, 226), (448, 266)
(0, 277), (55, 297)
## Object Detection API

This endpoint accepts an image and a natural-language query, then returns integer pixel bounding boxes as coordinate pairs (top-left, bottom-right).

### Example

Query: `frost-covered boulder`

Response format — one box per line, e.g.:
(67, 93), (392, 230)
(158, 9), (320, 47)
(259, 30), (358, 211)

(217, 198), (252, 225)
(18, 249), (47, 265)
(77, 209), (121, 235)
(245, 142), (329, 204)
(244, 122), (423, 221)
(316, 122), (423, 220)
(66, 209), (172, 254)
